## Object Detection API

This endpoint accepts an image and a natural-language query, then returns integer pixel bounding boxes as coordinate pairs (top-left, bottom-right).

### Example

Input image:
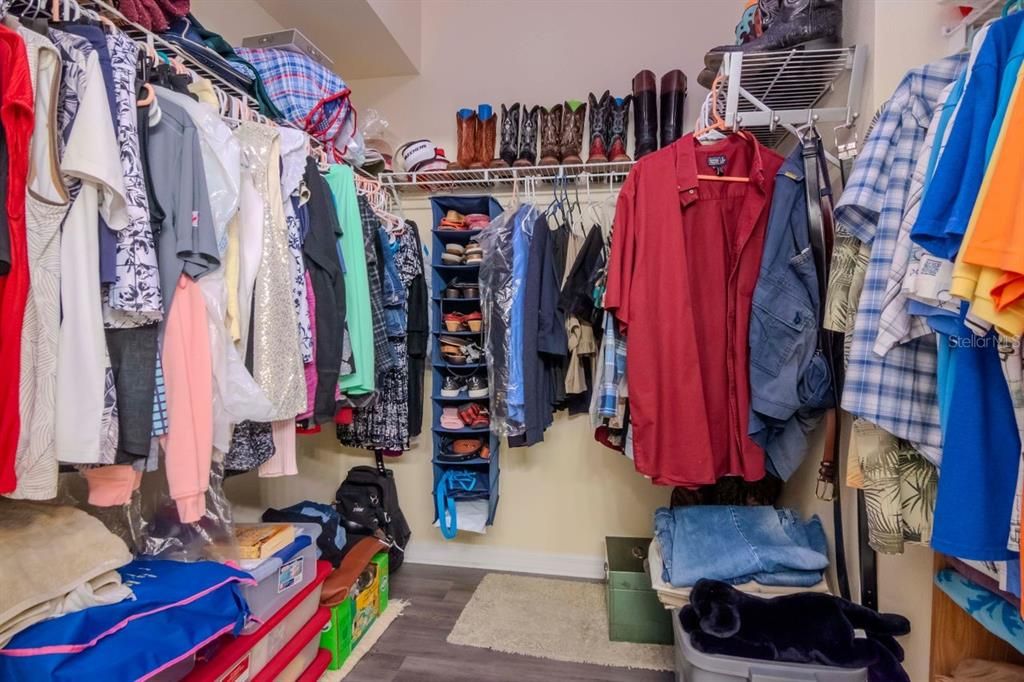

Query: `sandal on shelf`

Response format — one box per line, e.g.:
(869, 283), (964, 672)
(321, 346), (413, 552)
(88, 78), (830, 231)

(469, 405), (490, 429)
(437, 437), (488, 461)
(444, 312), (467, 332)
(442, 350), (468, 365)
(441, 406), (464, 429)
(464, 245), (483, 264)
(438, 210), (466, 230)
(463, 311), (484, 332)
(464, 213), (491, 230)
(443, 280), (480, 299)
(458, 402), (481, 426)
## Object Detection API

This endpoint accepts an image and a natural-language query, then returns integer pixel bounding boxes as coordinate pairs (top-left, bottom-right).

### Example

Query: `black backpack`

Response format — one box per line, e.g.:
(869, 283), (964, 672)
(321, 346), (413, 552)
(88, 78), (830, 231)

(334, 465), (411, 571)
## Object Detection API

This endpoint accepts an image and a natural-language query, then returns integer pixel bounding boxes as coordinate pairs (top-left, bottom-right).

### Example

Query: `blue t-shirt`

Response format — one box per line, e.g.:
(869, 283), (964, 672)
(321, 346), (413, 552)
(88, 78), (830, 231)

(912, 11), (1024, 260)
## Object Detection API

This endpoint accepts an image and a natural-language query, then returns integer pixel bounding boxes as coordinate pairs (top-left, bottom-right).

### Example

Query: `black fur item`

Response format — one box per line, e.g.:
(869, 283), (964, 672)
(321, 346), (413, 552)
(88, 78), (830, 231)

(680, 579), (911, 682)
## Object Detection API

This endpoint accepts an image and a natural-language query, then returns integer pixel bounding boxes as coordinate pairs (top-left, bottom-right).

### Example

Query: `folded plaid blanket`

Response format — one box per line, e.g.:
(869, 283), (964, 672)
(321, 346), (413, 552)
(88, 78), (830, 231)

(235, 47), (356, 159)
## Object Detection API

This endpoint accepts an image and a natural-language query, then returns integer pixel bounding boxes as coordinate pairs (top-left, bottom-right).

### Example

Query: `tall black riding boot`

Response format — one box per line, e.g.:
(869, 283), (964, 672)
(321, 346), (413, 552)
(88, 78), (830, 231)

(632, 70), (658, 159)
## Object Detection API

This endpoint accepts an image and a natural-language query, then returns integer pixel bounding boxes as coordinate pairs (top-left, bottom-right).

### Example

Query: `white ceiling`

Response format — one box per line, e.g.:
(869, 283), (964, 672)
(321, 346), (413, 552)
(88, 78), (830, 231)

(254, 0), (421, 79)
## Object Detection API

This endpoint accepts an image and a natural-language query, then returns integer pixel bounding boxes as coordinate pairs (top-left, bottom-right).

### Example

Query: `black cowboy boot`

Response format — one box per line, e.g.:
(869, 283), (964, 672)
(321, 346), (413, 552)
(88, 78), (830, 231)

(608, 95), (632, 162)
(514, 105), (540, 167)
(492, 103), (520, 168)
(632, 70), (658, 159)
(660, 70), (686, 149)
(703, 0), (843, 81)
(587, 91), (611, 164)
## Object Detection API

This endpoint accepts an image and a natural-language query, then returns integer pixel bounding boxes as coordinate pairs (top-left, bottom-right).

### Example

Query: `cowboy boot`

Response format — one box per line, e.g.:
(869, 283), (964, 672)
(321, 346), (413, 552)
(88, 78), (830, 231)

(608, 95), (632, 163)
(632, 70), (658, 160)
(492, 103), (520, 168)
(514, 105), (540, 167)
(472, 104), (496, 169)
(451, 108), (478, 170)
(704, 0), (842, 74)
(538, 103), (563, 166)
(560, 100), (586, 165)
(660, 71), (686, 149)
(586, 91), (611, 164)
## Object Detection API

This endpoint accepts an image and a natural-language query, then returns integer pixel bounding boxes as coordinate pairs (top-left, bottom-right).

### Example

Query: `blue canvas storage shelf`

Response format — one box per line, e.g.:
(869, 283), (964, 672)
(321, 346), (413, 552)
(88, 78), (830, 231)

(429, 195), (504, 535)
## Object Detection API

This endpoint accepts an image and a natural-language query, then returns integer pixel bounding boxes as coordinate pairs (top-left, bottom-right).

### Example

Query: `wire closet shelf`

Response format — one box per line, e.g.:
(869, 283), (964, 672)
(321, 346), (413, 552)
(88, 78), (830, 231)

(718, 45), (866, 148)
(381, 161), (635, 194)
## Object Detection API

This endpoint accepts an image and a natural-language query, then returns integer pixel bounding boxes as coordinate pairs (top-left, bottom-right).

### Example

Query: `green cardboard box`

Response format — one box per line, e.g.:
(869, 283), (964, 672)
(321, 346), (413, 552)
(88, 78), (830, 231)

(320, 552), (389, 670)
(605, 536), (673, 645)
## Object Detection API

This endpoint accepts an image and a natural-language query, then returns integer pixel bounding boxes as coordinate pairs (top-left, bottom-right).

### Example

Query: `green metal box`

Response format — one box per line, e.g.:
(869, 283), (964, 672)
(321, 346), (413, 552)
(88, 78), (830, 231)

(605, 536), (673, 645)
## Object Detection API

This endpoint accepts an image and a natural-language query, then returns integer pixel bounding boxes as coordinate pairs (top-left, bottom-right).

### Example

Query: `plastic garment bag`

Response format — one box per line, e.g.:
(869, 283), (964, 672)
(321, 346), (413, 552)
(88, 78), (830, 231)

(478, 204), (538, 437)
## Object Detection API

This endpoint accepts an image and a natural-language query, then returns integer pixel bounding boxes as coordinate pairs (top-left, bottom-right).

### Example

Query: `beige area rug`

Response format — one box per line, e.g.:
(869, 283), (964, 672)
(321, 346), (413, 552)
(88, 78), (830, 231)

(320, 599), (409, 681)
(446, 573), (674, 671)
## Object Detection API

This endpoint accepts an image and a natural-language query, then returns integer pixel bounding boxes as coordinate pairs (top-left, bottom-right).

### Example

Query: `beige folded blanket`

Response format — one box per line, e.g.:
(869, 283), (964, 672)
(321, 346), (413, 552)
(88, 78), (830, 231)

(0, 499), (133, 646)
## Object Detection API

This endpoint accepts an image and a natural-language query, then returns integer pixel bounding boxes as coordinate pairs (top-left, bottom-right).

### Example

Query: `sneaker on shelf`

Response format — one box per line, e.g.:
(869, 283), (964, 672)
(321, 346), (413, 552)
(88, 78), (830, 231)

(467, 374), (489, 398)
(441, 375), (466, 397)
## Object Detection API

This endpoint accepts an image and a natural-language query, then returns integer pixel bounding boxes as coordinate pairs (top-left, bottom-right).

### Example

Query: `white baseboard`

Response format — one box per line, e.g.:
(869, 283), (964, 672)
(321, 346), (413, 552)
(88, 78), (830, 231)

(403, 540), (606, 579)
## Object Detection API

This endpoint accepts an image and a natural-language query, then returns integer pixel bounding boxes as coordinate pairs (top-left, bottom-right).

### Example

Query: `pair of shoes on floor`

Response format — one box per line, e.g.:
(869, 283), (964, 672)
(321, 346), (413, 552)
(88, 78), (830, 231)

(441, 242), (483, 265)
(697, 0), (843, 88)
(441, 373), (489, 398)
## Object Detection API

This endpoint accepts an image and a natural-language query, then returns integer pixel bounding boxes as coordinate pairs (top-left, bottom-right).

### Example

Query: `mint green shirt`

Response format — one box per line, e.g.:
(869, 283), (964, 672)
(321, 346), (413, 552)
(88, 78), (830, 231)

(325, 165), (375, 395)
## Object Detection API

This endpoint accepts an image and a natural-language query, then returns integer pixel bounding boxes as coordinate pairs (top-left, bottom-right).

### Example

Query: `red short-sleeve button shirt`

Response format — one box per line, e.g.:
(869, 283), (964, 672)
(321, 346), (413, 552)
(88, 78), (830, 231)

(605, 133), (783, 487)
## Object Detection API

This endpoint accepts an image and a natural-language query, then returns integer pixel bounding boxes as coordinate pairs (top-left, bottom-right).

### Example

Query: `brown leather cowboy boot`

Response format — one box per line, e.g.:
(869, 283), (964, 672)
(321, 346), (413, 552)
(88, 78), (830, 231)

(560, 100), (587, 165)
(473, 108), (496, 169)
(451, 109), (478, 170)
(539, 104), (563, 166)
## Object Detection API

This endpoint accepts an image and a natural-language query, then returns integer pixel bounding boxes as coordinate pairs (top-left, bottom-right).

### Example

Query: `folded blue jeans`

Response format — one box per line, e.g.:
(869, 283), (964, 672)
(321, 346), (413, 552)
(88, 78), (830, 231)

(654, 505), (829, 588)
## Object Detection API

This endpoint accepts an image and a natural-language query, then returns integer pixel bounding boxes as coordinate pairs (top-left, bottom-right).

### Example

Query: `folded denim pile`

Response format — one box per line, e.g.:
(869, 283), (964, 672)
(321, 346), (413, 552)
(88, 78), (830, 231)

(651, 505), (830, 606)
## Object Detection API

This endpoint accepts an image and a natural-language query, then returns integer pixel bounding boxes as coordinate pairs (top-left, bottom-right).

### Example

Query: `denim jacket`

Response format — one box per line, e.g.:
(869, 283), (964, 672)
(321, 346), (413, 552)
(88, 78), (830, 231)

(378, 227), (406, 337)
(748, 147), (832, 480)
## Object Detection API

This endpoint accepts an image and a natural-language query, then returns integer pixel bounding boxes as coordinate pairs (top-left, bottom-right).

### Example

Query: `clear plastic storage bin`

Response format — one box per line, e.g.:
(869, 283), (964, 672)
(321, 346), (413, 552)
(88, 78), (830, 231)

(672, 609), (868, 682)
(240, 523), (320, 634)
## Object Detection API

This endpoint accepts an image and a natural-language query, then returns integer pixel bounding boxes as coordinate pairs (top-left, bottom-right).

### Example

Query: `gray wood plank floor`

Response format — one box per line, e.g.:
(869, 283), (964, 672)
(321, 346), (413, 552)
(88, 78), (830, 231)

(345, 563), (675, 682)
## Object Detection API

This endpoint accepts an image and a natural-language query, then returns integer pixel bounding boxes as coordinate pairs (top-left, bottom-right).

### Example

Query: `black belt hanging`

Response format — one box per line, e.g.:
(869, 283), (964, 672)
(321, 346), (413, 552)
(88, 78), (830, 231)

(802, 132), (856, 604)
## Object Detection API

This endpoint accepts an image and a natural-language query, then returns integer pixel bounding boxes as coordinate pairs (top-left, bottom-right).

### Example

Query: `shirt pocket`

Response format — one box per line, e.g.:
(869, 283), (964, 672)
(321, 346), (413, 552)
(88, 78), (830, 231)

(750, 290), (813, 378)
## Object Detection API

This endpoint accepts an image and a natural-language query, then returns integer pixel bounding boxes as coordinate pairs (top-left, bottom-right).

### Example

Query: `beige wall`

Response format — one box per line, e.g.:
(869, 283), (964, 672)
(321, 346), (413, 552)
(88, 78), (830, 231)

(346, 0), (736, 159)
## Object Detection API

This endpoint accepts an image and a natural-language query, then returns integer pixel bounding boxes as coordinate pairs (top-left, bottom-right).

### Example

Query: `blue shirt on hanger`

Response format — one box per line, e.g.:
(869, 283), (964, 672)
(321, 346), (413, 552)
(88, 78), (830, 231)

(911, 11), (1024, 260)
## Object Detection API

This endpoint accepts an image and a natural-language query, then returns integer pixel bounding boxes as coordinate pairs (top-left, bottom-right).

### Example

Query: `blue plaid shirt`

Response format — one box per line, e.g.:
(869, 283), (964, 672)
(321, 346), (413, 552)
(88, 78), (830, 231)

(597, 311), (627, 419)
(836, 54), (968, 462)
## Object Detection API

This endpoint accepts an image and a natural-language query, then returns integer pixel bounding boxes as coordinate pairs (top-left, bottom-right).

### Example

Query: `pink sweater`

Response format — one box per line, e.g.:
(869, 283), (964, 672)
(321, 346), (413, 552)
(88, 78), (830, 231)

(161, 275), (213, 523)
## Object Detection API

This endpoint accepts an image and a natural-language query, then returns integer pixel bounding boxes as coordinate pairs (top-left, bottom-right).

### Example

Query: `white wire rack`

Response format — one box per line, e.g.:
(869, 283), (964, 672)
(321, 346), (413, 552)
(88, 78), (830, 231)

(380, 160), (635, 194)
(719, 45), (866, 148)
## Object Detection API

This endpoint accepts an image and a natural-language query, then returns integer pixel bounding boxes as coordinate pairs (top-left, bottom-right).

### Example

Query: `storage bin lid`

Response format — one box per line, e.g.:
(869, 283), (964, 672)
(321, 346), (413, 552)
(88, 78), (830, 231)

(675, 614), (867, 680)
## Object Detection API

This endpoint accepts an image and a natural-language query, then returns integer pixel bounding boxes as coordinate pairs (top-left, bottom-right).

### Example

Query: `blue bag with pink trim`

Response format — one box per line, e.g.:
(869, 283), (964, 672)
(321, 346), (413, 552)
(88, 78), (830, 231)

(0, 560), (252, 681)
